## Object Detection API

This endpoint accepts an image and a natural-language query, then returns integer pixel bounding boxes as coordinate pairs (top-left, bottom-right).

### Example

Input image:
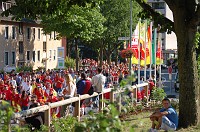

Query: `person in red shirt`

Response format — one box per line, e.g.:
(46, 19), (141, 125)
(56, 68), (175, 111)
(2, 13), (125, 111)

(11, 88), (21, 112)
(44, 82), (56, 101)
(0, 79), (4, 92)
(33, 84), (45, 105)
(54, 73), (64, 93)
(2, 84), (12, 101)
(46, 92), (59, 118)
(20, 90), (30, 111)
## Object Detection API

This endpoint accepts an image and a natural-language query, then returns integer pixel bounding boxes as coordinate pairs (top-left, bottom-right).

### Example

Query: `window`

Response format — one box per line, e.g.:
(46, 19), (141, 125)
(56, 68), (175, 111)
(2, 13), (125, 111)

(37, 51), (40, 61)
(43, 42), (47, 52)
(54, 31), (56, 40)
(27, 27), (30, 40)
(152, 2), (165, 9)
(12, 26), (16, 39)
(38, 29), (40, 39)
(49, 50), (52, 59)
(19, 23), (23, 34)
(5, 52), (9, 65)
(33, 28), (35, 40)
(19, 41), (24, 54)
(27, 51), (30, 61)
(2, 2), (11, 11)
(5, 26), (8, 39)
(32, 51), (35, 62)
(11, 52), (15, 65)
(54, 50), (56, 60)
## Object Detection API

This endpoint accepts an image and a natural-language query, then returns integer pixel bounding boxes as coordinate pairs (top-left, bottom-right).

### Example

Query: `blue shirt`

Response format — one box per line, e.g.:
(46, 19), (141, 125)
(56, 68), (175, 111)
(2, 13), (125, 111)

(160, 106), (178, 128)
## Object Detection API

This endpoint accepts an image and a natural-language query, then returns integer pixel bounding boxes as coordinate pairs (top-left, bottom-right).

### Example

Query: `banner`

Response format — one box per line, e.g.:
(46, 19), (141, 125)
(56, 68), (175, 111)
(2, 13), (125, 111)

(156, 33), (163, 64)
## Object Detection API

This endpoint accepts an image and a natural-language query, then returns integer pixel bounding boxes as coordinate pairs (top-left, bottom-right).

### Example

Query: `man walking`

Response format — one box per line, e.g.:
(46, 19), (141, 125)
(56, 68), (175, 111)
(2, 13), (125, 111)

(91, 67), (106, 108)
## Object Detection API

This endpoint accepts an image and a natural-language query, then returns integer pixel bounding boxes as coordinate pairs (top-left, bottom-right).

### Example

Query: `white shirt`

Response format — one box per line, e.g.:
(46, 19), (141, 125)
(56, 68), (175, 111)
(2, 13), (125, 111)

(92, 73), (106, 92)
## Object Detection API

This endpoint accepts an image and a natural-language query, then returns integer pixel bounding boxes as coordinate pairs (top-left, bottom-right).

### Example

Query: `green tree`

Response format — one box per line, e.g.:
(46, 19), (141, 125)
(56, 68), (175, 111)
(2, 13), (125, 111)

(99, 0), (141, 65)
(1, 0), (106, 72)
(41, 3), (106, 71)
(135, 0), (200, 128)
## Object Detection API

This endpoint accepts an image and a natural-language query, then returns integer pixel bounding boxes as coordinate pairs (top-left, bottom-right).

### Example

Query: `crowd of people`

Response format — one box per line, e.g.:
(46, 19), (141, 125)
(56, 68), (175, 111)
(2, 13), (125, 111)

(0, 58), (155, 116)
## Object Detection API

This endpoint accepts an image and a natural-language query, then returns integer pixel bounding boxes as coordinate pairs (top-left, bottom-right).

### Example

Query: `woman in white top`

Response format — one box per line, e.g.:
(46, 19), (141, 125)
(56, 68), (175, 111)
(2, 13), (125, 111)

(62, 73), (76, 98)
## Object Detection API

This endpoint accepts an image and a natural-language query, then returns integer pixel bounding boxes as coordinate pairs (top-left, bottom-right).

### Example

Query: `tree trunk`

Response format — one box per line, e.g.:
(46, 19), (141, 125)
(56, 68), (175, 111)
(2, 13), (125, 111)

(174, 9), (200, 127)
(99, 41), (103, 67)
(75, 39), (79, 72)
(107, 42), (111, 65)
(115, 48), (118, 65)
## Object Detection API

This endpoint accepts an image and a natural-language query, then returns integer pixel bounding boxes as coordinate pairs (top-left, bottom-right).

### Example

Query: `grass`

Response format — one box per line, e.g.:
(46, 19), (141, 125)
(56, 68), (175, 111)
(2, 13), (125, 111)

(121, 111), (200, 132)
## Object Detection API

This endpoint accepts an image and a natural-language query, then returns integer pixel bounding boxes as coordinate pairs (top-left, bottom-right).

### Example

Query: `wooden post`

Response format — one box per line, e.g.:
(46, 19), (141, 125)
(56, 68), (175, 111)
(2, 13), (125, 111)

(144, 85), (149, 98)
(110, 90), (114, 103)
(133, 87), (137, 100)
(117, 91), (122, 113)
(73, 95), (80, 122)
(44, 103), (51, 132)
(99, 93), (104, 112)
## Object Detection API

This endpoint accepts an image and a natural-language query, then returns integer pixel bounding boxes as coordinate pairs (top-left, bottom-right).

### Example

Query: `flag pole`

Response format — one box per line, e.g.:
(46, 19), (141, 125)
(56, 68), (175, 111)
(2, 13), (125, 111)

(154, 28), (157, 87)
(149, 22), (152, 80)
(144, 20), (147, 81)
(129, 0), (132, 75)
(138, 19), (141, 84)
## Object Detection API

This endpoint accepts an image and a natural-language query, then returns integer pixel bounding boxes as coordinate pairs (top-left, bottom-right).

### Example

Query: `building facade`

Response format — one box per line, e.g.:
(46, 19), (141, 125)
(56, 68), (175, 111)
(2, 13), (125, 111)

(0, 1), (65, 71)
(148, 0), (178, 64)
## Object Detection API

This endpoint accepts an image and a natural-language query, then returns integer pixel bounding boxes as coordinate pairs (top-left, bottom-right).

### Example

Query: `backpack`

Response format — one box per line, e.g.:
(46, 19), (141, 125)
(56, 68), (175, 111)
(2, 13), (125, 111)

(88, 85), (94, 95)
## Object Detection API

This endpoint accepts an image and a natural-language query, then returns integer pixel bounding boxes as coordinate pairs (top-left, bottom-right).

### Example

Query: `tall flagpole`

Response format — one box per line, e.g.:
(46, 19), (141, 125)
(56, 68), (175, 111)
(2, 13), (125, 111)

(154, 28), (157, 87)
(129, 0), (132, 75)
(138, 19), (141, 84)
(149, 22), (152, 79)
(144, 20), (147, 81)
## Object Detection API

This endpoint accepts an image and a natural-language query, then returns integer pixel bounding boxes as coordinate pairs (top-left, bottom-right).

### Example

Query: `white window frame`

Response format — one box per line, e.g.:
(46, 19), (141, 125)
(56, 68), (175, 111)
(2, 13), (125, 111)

(2, 2), (11, 11)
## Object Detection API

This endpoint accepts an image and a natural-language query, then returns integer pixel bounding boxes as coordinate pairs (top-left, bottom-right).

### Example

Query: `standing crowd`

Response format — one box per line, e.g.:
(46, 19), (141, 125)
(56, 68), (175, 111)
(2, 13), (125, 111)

(0, 58), (155, 117)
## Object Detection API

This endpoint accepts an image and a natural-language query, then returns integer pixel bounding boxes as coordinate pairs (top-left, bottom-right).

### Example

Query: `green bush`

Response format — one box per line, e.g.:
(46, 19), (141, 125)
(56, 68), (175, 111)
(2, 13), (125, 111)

(75, 104), (122, 132)
(151, 87), (166, 103)
(16, 65), (33, 72)
(65, 57), (76, 69)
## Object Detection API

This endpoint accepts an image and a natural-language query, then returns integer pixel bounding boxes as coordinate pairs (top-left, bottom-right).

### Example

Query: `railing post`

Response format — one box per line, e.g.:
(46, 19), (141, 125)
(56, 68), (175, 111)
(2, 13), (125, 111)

(74, 95), (80, 122)
(117, 89), (122, 113)
(144, 84), (149, 99)
(133, 86), (137, 101)
(110, 90), (114, 103)
(44, 103), (51, 132)
(99, 93), (104, 112)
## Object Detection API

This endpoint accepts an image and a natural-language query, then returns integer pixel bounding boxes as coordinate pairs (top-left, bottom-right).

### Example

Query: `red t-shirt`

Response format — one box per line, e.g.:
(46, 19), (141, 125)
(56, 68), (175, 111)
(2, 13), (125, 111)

(21, 96), (29, 107)
(55, 77), (64, 89)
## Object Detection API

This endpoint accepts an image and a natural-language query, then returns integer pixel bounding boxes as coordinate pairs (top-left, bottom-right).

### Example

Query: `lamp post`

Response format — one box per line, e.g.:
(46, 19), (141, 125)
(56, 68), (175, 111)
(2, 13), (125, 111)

(129, 0), (132, 75)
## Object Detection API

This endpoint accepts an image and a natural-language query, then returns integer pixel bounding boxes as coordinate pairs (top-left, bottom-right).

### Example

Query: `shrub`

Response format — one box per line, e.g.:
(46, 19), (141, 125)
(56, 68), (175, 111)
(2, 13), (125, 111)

(16, 65), (33, 72)
(65, 57), (76, 69)
(75, 103), (122, 132)
(151, 87), (166, 103)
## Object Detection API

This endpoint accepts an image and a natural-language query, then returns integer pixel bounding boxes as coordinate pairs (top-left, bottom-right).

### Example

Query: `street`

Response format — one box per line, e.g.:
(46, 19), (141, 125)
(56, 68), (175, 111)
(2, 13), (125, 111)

(161, 69), (179, 98)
